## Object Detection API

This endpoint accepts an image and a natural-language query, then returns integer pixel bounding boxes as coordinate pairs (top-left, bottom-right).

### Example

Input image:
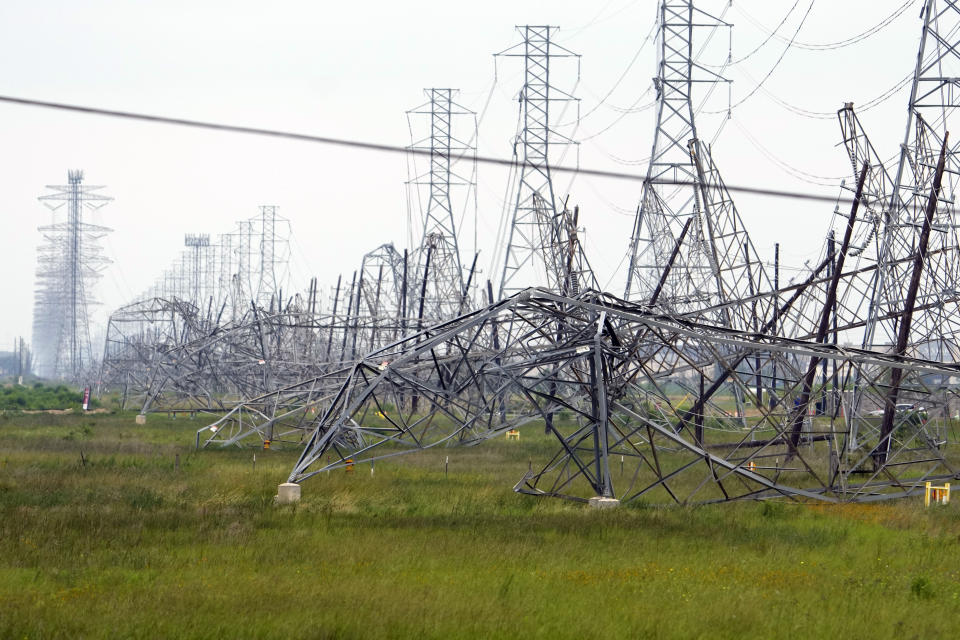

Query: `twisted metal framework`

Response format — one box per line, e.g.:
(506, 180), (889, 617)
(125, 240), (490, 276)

(195, 184), (602, 448)
(96, 4), (960, 507)
(271, 2), (960, 504)
(33, 170), (113, 380)
(100, 207), (301, 410)
(285, 289), (958, 504)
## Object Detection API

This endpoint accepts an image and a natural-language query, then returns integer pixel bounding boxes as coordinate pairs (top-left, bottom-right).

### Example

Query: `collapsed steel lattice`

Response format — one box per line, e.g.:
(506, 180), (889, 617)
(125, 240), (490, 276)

(97, 2), (960, 504)
(285, 288), (958, 504)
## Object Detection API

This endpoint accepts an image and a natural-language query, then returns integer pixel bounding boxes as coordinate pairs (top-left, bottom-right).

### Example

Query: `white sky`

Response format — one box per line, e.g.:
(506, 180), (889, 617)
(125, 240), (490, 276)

(0, 0), (928, 351)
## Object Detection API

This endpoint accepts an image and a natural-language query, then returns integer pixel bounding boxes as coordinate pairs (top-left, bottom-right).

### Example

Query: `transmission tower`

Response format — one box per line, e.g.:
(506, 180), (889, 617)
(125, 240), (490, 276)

(861, 0), (960, 356)
(624, 2), (734, 303)
(32, 170), (113, 379)
(406, 88), (477, 320)
(184, 233), (211, 305)
(258, 205), (278, 305)
(496, 26), (580, 300)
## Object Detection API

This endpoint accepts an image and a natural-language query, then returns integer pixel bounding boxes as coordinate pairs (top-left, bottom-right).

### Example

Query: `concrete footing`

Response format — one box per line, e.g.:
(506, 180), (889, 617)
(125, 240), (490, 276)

(275, 483), (301, 504)
(135, 414), (146, 425)
(589, 496), (620, 509)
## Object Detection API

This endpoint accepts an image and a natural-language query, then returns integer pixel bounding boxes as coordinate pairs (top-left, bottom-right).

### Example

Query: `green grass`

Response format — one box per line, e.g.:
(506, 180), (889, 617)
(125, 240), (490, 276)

(2, 412), (960, 638)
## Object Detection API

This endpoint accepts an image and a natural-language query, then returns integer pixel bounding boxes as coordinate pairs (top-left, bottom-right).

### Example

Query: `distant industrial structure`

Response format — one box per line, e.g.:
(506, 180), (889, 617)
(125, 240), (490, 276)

(0, 338), (30, 381)
(31, 170), (112, 380)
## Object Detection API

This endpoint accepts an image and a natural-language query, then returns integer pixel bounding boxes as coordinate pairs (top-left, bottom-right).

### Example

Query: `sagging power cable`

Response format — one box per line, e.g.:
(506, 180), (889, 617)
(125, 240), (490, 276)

(0, 93), (856, 205)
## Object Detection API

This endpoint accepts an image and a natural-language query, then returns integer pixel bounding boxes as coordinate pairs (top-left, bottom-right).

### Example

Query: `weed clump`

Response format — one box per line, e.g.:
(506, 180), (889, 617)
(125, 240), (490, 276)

(760, 501), (785, 519)
(910, 575), (934, 599)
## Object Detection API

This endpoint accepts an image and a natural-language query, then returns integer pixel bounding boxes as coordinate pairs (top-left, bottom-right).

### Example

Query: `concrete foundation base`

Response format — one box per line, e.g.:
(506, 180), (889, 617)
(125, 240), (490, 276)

(135, 414), (147, 425)
(589, 496), (620, 509)
(275, 483), (301, 504)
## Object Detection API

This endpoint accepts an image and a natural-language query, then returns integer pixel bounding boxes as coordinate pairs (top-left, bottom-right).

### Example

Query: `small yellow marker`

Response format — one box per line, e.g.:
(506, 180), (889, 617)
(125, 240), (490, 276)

(506, 429), (520, 441)
(924, 481), (951, 507)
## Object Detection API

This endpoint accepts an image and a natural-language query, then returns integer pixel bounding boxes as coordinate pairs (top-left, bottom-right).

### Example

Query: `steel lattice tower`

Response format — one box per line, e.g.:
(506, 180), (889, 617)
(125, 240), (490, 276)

(624, 1), (732, 302)
(406, 88), (476, 320)
(32, 170), (113, 379)
(258, 205), (278, 305)
(496, 26), (579, 300)
(184, 233), (211, 305)
(861, 0), (960, 355)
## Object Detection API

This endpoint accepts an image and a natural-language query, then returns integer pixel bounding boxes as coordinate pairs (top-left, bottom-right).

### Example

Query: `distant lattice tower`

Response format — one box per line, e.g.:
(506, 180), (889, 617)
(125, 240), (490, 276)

(496, 26), (580, 300)
(184, 233), (211, 306)
(258, 206), (278, 305)
(32, 170), (113, 379)
(253, 206), (290, 309)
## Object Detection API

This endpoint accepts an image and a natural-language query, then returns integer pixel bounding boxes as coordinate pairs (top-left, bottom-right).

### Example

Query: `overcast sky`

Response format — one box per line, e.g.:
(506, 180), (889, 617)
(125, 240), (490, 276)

(0, 0), (929, 351)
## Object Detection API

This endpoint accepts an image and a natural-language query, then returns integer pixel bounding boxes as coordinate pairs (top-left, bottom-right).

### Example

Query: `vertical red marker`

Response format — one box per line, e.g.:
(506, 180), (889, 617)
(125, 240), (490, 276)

(82, 387), (91, 411)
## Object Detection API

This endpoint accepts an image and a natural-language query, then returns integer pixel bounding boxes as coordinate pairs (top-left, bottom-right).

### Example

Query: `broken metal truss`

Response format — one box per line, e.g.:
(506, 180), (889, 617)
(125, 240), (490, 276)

(284, 288), (959, 504)
(96, 1), (960, 507)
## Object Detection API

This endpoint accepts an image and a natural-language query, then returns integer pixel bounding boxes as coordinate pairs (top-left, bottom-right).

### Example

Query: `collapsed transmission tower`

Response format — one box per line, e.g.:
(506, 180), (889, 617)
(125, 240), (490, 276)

(32, 170), (113, 379)
(861, 0), (960, 357)
(496, 26), (580, 299)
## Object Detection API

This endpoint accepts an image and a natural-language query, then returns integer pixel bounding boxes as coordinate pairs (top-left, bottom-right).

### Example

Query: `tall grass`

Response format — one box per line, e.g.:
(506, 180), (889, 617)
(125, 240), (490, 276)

(1, 412), (959, 638)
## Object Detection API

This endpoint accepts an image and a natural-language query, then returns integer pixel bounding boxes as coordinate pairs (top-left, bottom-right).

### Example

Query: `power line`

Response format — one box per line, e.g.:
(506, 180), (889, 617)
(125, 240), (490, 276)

(737, 0), (918, 51)
(711, 1), (801, 67)
(0, 93), (855, 205)
(731, 117), (846, 185)
(710, 0), (816, 114)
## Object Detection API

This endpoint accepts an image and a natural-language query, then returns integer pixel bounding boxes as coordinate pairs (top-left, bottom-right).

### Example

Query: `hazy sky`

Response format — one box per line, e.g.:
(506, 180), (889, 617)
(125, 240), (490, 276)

(0, 0), (928, 351)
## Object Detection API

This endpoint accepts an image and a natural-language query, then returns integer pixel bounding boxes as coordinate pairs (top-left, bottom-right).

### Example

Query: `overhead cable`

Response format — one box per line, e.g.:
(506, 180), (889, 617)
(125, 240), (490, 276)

(702, 1), (801, 67)
(707, 0), (816, 114)
(737, 0), (918, 51)
(0, 93), (855, 205)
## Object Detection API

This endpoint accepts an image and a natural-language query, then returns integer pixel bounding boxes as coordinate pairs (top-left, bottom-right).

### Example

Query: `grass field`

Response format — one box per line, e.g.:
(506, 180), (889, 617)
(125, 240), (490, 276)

(2, 410), (960, 638)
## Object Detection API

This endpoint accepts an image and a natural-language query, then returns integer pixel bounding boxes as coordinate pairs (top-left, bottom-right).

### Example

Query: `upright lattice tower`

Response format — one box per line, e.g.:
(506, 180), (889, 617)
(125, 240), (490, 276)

(496, 26), (580, 300)
(32, 170), (113, 379)
(624, 1), (728, 302)
(184, 233), (211, 306)
(406, 88), (477, 320)
(622, 2), (773, 332)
